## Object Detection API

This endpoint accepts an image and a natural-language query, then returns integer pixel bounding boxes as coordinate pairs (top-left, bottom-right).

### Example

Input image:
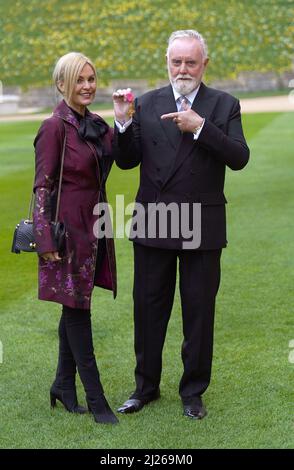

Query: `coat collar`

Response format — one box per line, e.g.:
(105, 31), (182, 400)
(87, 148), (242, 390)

(52, 100), (108, 185)
(153, 82), (215, 152)
(52, 100), (79, 128)
(52, 99), (104, 129)
(162, 82), (217, 187)
(190, 82), (216, 119)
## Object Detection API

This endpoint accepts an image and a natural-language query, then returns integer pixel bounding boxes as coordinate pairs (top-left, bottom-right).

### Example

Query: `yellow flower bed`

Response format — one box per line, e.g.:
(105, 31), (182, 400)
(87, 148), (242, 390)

(0, 0), (293, 87)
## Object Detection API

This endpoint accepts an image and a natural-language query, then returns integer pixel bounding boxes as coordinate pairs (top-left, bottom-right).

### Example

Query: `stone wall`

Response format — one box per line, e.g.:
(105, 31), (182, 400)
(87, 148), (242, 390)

(2, 70), (294, 110)
(209, 70), (294, 94)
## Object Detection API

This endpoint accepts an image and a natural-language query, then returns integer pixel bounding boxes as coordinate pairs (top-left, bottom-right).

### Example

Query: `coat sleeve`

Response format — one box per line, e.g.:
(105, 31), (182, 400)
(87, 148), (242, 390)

(113, 98), (142, 170)
(197, 99), (250, 170)
(33, 117), (64, 255)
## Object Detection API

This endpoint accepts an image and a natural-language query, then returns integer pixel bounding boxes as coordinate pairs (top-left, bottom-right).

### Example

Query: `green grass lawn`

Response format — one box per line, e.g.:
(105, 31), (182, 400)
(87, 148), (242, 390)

(0, 112), (293, 449)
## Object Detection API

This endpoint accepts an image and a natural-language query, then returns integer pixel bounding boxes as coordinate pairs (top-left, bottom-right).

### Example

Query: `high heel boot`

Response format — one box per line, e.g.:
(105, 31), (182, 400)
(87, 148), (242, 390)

(62, 306), (119, 424)
(50, 383), (87, 414)
(50, 312), (87, 414)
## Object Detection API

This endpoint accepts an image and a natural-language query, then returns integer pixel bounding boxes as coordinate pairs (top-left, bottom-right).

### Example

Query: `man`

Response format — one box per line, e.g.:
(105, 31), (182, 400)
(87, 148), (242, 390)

(113, 30), (249, 419)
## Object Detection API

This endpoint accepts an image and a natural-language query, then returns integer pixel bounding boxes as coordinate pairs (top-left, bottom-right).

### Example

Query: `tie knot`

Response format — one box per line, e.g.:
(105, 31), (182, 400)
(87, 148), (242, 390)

(178, 96), (190, 111)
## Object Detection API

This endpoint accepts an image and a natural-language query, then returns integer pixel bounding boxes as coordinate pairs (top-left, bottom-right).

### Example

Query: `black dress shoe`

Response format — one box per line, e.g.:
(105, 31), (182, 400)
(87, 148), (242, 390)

(117, 398), (144, 414)
(183, 398), (207, 420)
(117, 391), (160, 414)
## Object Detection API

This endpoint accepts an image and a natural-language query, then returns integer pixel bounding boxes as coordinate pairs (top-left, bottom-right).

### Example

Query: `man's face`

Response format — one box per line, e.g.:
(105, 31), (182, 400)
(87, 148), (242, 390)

(167, 38), (209, 95)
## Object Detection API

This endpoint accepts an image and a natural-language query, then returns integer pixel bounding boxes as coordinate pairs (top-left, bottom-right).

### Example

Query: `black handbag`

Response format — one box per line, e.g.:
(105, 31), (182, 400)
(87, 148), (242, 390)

(11, 219), (36, 253)
(11, 129), (67, 254)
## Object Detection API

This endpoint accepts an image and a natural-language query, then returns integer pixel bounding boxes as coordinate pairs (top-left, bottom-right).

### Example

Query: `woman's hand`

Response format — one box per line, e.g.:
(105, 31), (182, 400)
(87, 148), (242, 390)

(41, 251), (61, 261)
(112, 88), (134, 125)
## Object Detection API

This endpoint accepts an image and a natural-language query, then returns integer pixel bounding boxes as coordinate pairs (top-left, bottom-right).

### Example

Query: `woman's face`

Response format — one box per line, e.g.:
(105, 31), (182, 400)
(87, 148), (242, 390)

(69, 63), (96, 114)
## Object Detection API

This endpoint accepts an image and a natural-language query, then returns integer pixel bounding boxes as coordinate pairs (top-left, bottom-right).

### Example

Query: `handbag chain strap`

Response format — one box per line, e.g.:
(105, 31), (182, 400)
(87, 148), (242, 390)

(28, 121), (66, 222)
(27, 191), (35, 221)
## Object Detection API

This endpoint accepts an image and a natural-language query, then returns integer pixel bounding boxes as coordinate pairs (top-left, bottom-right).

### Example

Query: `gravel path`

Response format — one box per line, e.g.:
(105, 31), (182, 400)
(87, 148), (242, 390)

(240, 95), (294, 114)
(0, 95), (293, 122)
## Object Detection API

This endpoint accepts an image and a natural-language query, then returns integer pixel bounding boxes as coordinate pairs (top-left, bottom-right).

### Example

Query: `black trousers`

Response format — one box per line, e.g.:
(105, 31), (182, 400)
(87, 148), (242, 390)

(132, 243), (222, 402)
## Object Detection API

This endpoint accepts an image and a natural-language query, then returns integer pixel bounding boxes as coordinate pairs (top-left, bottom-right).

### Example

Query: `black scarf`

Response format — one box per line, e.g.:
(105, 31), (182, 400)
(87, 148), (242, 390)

(78, 115), (109, 158)
(72, 108), (110, 181)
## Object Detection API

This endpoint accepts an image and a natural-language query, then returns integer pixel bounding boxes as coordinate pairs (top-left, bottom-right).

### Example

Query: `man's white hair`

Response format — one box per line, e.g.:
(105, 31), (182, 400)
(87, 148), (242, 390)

(167, 30), (208, 59)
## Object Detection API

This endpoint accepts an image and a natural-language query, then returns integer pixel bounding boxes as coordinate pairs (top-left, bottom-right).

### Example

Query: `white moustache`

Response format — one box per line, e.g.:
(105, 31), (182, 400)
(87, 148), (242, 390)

(175, 75), (193, 80)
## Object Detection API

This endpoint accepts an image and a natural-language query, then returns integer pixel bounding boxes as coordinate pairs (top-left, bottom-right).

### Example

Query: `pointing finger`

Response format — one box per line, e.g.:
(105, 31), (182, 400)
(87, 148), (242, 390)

(161, 112), (179, 120)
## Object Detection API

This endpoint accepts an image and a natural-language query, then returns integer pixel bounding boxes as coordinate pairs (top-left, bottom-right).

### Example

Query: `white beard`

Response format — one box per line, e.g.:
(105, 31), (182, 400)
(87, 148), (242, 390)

(171, 77), (199, 95)
(168, 70), (199, 95)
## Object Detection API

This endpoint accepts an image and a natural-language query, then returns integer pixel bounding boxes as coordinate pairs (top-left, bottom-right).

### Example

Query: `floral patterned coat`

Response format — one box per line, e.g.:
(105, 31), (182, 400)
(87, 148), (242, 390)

(33, 100), (117, 309)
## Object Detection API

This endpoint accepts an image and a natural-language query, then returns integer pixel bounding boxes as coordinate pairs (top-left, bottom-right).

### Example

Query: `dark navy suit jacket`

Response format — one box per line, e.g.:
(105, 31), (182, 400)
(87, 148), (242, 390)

(114, 82), (249, 250)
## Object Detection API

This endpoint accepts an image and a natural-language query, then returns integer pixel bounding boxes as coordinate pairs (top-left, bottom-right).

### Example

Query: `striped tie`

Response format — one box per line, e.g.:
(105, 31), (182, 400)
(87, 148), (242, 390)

(178, 95), (190, 111)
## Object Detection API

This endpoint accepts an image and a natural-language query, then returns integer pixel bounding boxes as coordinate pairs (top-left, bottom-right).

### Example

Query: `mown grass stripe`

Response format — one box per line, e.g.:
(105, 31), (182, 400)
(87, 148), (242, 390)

(0, 112), (293, 448)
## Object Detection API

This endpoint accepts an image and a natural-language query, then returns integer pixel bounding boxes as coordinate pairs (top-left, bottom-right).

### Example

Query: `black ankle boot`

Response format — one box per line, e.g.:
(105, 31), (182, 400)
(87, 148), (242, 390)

(50, 384), (87, 414)
(87, 394), (119, 424)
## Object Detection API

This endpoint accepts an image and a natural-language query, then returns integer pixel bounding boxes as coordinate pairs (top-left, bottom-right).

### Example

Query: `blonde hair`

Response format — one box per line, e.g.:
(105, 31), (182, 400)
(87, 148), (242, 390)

(53, 52), (96, 103)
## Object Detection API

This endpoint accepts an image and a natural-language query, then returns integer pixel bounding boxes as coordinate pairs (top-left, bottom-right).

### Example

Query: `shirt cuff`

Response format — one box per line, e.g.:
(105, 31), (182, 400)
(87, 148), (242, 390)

(193, 118), (205, 140)
(115, 118), (133, 133)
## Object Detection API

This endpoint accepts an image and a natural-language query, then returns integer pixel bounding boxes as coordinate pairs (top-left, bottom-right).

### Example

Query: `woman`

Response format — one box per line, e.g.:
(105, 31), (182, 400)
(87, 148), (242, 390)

(33, 52), (118, 424)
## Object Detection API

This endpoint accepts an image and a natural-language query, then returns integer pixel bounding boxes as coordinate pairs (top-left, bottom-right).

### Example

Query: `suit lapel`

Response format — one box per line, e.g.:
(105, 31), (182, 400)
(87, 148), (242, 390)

(153, 85), (182, 150)
(191, 82), (216, 120)
(162, 83), (217, 187)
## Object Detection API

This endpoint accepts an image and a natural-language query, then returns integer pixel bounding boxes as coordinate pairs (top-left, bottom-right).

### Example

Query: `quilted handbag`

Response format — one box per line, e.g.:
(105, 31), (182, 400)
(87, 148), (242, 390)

(11, 219), (36, 253)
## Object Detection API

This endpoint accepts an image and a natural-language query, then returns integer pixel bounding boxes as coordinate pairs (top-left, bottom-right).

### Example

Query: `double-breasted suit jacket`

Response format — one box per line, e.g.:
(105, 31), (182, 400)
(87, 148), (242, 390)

(33, 100), (116, 309)
(114, 82), (249, 250)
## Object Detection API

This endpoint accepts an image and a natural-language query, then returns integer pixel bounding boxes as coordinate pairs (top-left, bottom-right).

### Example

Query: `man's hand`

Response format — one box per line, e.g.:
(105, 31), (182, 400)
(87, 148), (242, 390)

(41, 251), (61, 262)
(161, 109), (204, 133)
(113, 88), (134, 125)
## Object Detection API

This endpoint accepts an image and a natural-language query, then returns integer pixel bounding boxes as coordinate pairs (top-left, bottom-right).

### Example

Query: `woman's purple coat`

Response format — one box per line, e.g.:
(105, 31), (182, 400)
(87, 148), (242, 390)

(33, 100), (117, 309)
